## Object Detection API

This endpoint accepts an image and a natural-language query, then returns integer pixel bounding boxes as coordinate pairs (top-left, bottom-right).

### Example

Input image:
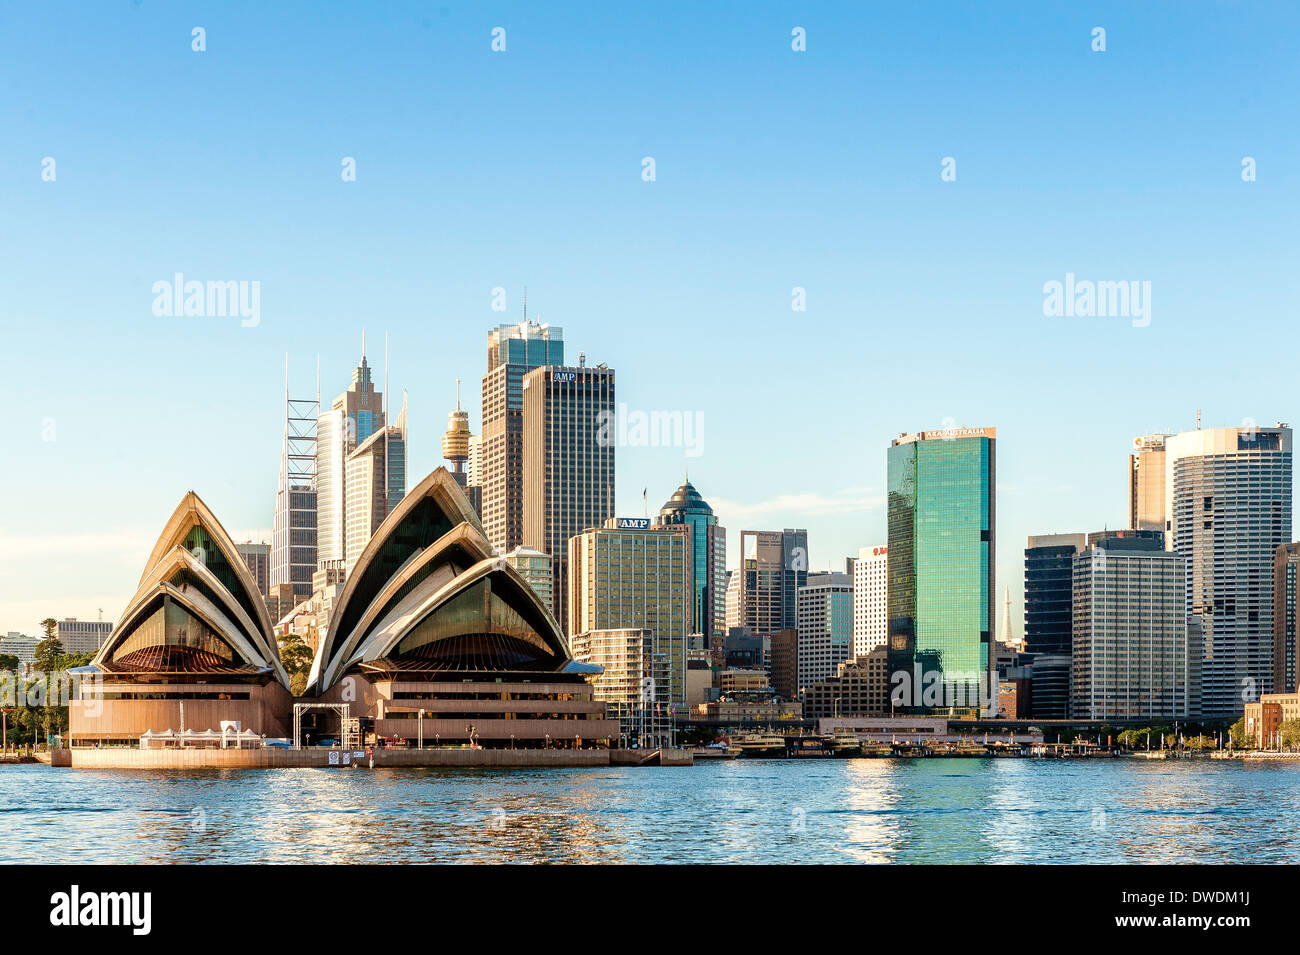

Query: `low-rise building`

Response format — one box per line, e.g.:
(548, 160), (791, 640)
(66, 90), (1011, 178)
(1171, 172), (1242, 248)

(56, 618), (114, 656)
(802, 647), (889, 719)
(1244, 692), (1300, 747)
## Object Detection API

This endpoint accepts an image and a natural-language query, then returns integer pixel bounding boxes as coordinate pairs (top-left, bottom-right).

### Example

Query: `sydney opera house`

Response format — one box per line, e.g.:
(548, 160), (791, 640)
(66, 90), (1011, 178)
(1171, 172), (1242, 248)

(70, 469), (618, 749)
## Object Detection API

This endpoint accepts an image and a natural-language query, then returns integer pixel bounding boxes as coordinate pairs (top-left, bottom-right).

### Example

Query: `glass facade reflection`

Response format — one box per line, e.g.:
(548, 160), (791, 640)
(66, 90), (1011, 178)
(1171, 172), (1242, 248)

(657, 480), (727, 644)
(390, 575), (561, 670)
(109, 596), (241, 671)
(887, 429), (995, 713)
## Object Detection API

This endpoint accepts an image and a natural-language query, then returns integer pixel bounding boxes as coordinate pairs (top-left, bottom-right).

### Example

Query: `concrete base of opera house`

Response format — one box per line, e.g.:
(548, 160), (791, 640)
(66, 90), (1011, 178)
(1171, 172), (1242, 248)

(52, 747), (694, 770)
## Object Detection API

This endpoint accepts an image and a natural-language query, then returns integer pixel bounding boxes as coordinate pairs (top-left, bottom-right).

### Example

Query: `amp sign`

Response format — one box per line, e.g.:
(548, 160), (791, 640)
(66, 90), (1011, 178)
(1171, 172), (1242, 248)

(552, 371), (576, 382)
(617, 518), (651, 530)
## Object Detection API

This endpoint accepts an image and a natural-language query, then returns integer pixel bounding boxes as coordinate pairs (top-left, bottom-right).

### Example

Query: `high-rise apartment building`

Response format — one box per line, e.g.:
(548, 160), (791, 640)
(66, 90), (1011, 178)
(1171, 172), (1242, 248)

(658, 479), (727, 650)
(737, 529), (808, 638)
(1166, 424), (1292, 718)
(480, 321), (564, 553)
(236, 541), (271, 596)
(887, 427), (996, 713)
(522, 361), (615, 633)
(796, 571), (854, 691)
(567, 519), (689, 703)
(1129, 433), (1172, 533)
(569, 628), (671, 745)
(1072, 533), (1199, 721)
(1274, 543), (1300, 695)
(1023, 533), (1086, 657)
(852, 545), (888, 659)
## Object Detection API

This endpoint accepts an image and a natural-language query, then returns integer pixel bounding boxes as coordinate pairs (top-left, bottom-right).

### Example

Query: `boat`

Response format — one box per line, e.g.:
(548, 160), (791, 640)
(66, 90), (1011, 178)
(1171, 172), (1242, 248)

(821, 734), (863, 757)
(692, 742), (741, 760)
(732, 733), (787, 758)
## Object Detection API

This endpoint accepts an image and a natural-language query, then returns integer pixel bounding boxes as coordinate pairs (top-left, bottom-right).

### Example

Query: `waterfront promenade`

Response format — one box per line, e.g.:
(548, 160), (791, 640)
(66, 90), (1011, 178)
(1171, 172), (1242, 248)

(48, 746), (695, 770)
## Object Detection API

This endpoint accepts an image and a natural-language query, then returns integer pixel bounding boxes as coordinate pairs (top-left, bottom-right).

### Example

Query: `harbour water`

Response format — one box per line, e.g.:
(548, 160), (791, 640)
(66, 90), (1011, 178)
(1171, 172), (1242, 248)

(3, 758), (1298, 864)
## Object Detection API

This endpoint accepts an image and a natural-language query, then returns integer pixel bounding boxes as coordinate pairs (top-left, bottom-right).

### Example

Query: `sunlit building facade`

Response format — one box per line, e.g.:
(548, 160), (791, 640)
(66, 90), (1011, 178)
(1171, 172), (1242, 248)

(1167, 424), (1292, 718)
(1071, 534), (1198, 721)
(887, 427), (996, 714)
(70, 493), (293, 744)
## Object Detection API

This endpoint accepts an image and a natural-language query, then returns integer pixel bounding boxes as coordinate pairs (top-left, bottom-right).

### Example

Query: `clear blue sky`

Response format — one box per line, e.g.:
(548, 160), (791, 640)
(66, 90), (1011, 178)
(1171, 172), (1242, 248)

(2, 1), (1297, 638)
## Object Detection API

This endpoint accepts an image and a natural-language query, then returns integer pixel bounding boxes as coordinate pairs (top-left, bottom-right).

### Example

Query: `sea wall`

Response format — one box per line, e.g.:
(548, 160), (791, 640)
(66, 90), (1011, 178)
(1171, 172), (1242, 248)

(63, 747), (626, 770)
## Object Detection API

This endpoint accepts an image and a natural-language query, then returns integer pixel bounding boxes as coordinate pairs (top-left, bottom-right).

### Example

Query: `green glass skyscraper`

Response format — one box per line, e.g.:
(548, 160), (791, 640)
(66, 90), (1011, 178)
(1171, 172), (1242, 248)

(658, 479), (727, 650)
(887, 427), (996, 714)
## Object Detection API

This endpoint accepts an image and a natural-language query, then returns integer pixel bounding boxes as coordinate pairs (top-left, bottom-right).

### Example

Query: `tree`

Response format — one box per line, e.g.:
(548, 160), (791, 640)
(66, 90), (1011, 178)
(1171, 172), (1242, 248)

(278, 633), (314, 697)
(32, 636), (65, 675)
(1279, 720), (1300, 749)
(0, 653), (20, 673)
(1228, 717), (1252, 749)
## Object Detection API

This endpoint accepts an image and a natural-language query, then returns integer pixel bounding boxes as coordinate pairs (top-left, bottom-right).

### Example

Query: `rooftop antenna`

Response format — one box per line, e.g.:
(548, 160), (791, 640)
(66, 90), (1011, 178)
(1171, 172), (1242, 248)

(1196, 408), (1201, 430)
(523, 286), (527, 322)
(456, 377), (462, 411)
(362, 328), (367, 360)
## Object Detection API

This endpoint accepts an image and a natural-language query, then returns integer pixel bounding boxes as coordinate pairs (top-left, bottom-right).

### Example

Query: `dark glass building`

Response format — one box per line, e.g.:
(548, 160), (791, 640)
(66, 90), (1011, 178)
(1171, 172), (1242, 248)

(658, 480), (727, 649)
(1275, 543), (1300, 695)
(887, 427), (995, 714)
(1024, 534), (1085, 658)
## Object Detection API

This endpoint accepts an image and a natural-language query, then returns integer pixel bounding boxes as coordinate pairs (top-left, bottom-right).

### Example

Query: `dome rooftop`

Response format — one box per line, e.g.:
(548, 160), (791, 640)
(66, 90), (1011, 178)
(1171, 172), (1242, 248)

(659, 479), (712, 514)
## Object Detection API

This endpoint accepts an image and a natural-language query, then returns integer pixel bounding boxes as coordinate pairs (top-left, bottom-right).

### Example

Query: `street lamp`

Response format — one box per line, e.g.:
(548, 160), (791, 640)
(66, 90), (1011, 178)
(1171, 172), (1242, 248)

(418, 709), (424, 750)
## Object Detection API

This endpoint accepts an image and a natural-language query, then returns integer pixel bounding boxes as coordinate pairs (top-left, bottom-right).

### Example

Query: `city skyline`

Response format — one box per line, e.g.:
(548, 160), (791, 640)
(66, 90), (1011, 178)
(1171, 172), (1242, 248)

(4, 2), (1299, 637)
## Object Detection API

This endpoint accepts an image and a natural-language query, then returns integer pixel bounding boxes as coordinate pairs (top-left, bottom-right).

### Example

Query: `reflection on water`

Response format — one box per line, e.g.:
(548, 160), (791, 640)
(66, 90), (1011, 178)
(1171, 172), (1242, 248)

(2, 759), (1299, 863)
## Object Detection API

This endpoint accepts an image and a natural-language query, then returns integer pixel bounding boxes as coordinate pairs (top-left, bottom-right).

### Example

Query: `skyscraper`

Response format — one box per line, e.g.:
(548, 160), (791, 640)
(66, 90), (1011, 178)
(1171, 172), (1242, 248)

(1072, 533), (1198, 721)
(1166, 424), (1292, 718)
(1023, 533), (1086, 657)
(852, 545), (888, 659)
(1274, 543), (1300, 695)
(343, 406), (407, 573)
(522, 360), (615, 633)
(567, 519), (690, 702)
(796, 571), (854, 691)
(236, 541), (271, 596)
(887, 427), (996, 714)
(1129, 433), (1171, 533)
(271, 359), (318, 601)
(317, 339), (388, 566)
(657, 479), (727, 650)
(480, 321), (564, 553)
(737, 529), (808, 638)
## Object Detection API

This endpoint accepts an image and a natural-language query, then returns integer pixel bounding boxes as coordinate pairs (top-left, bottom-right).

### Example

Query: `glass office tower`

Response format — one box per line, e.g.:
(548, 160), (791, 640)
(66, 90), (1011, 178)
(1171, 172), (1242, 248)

(1023, 533), (1086, 658)
(887, 427), (996, 714)
(659, 480), (727, 648)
